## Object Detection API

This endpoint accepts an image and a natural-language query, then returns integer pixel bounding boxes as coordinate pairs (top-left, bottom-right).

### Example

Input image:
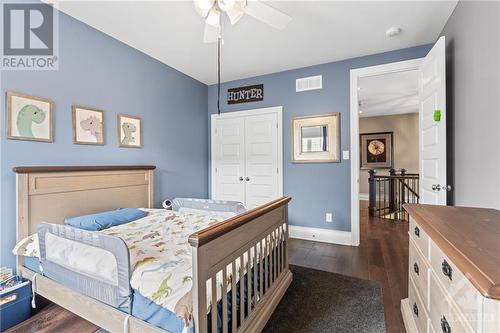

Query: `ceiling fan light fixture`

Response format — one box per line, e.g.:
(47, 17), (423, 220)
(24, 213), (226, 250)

(217, 0), (236, 12)
(205, 7), (221, 27)
(194, 0), (215, 17)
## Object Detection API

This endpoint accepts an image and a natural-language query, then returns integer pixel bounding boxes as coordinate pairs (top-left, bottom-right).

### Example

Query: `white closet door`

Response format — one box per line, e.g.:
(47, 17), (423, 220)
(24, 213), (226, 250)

(213, 117), (246, 203)
(244, 113), (279, 209)
(419, 36), (447, 205)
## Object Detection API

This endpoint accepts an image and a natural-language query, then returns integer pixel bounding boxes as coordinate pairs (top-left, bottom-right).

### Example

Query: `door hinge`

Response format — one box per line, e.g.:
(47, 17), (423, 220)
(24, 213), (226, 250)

(277, 168), (279, 174)
(215, 167), (218, 173)
(276, 123), (278, 129)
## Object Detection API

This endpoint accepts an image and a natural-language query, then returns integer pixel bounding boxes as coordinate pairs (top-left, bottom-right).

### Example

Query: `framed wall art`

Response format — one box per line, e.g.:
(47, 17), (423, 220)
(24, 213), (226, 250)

(360, 132), (394, 169)
(6, 91), (53, 142)
(118, 114), (142, 148)
(72, 106), (105, 145)
(292, 113), (340, 163)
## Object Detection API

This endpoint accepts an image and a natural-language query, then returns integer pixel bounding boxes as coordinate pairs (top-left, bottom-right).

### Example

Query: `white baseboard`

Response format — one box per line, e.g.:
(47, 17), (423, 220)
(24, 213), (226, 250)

(289, 225), (352, 246)
(359, 193), (369, 201)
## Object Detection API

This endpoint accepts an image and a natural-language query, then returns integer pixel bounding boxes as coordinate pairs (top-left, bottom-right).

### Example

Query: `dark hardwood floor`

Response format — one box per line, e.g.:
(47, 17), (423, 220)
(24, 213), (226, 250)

(7, 201), (409, 333)
(288, 201), (409, 333)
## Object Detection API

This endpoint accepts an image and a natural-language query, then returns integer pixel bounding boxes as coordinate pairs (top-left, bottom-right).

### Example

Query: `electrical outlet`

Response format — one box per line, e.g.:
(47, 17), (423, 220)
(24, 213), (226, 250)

(326, 213), (333, 223)
(343, 150), (350, 160)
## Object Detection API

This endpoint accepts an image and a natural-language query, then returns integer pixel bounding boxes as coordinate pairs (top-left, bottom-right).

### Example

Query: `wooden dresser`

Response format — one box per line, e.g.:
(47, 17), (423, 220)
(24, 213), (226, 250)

(401, 204), (500, 333)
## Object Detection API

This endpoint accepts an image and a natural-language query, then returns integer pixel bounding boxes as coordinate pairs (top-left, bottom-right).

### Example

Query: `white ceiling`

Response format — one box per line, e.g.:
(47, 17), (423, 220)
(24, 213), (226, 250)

(50, 1), (457, 85)
(358, 69), (419, 118)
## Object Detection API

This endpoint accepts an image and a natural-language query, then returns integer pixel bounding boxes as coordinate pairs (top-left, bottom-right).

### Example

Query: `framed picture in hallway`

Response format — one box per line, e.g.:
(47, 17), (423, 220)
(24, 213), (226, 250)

(360, 132), (393, 169)
(118, 114), (142, 148)
(6, 91), (54, 142)
(72, 106), (105, 145)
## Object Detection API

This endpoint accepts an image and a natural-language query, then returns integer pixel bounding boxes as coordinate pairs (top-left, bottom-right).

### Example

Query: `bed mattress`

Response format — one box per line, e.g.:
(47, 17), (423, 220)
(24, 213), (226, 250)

(27, 208), (272, 333)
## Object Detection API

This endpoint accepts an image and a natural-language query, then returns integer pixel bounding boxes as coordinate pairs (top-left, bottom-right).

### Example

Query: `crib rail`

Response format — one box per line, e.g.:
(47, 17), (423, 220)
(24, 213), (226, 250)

(189, 196), (292, 333)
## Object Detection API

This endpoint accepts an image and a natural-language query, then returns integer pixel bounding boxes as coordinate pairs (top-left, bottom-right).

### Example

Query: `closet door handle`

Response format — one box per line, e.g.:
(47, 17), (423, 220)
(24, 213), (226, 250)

(239, 177), (244, 181)
(414, 226), (420, 237)
(245, 177), (250, 181)
(413, 303), (418, 317)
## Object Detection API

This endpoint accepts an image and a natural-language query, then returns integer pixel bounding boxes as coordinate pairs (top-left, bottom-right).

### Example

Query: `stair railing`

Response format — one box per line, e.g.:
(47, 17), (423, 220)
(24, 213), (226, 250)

(368, 169), (419, 222)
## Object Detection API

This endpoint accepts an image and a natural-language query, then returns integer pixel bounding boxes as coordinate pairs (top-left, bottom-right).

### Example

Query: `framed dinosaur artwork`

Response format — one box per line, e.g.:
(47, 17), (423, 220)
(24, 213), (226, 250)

(6, 91), (54, 142)
(118, 114), (142, 148)
(72, 106), (105, 145)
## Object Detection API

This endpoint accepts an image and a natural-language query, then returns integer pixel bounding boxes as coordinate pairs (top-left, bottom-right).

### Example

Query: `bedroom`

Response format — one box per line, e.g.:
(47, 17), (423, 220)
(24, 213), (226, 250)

(1, 1), (499, 333)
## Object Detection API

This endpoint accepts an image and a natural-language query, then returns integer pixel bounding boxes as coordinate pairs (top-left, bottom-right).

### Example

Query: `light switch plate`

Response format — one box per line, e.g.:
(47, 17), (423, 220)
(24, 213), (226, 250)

(343, 150), (350, 160)
(326, 213), (333, 223)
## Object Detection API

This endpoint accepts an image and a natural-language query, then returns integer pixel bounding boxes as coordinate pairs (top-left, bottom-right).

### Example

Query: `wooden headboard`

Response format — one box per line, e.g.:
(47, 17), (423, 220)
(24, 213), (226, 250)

(14, 166), (155, 247)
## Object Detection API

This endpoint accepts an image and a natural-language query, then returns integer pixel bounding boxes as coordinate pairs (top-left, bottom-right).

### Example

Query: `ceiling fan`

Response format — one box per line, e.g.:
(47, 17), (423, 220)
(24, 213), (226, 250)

(194, 0), (292, 43)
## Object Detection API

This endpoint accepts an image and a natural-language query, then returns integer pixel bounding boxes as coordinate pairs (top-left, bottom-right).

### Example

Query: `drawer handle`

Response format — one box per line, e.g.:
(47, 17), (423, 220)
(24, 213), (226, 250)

(413, 302), (419, 317)
(441, 316), (451, 333)
(441, 260), (452, 280)
(414, 226), (420, 237)
(413, 262), (419, 275)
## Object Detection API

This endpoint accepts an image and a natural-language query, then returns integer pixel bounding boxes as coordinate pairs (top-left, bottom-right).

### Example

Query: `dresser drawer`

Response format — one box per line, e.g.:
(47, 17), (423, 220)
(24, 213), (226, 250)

(483, 298), (500, 333)
(409, 237), (430, 308)
(410, 217), (430, 259)
(430, 240), (482, 331)
(429, 273), (473, 333)
(409, 275), (429, 333)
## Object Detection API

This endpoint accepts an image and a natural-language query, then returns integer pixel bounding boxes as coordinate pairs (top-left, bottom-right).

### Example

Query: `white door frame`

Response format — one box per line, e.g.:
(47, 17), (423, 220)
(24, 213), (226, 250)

(210, 106), (284, 200)
(349, 59), (422, 246)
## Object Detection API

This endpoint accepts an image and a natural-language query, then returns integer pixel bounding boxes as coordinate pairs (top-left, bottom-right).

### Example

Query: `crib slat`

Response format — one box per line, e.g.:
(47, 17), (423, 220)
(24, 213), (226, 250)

(211, 276), (217, 333)
(264, 236), (269, 292)
(231, 261), (237, 332)
(284, 224), (288, 269)
(253, 243), (258, 306)
(246, 249), (252, 317)
(277, 227), (282, 275)
(222, 268), (228, 333)
(270, 231), (275, 285)
(259, 239), (264, 298)
(239, 255), (244, 326)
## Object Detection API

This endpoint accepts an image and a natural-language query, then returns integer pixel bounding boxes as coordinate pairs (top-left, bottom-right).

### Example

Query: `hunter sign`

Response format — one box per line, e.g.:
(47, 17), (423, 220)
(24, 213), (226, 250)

(227, 84), (264, 104)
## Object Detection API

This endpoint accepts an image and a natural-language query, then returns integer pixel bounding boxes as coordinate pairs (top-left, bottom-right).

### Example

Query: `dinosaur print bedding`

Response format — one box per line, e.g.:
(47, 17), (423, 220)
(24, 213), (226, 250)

(100, 209), (232, 325)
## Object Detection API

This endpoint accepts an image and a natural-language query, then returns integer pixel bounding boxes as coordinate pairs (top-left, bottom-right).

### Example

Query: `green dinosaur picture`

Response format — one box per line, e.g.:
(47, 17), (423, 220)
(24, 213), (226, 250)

(118, 114), (142, 148)
(7, 92), (53, 142)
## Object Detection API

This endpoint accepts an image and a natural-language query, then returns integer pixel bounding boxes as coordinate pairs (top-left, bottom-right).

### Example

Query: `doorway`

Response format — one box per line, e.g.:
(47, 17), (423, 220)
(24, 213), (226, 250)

(350, 59), (422, 246)
(350, 37), (448, 246)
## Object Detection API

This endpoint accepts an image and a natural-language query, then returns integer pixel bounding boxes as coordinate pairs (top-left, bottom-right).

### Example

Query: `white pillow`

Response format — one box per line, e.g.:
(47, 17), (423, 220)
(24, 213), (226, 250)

(12, 233), (40, 258)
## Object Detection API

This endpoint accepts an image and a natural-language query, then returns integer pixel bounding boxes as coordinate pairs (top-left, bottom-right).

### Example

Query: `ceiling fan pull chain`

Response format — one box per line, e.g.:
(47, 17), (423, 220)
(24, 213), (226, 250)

(217, 22), (223, 115)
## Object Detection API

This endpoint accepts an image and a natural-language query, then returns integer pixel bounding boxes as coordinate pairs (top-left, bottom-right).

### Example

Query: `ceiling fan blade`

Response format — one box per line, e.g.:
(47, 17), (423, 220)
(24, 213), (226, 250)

(226, 4), (245, 25)
(193, 0), (215, 18)
(243, 0), (291, 30)
(203, 23), (220, 43)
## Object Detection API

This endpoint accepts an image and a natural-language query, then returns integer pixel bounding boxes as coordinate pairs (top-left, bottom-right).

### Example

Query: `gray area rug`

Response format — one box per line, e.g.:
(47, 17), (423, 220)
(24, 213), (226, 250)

(262, 265), (386, 332)
(95, 265), (385, 333)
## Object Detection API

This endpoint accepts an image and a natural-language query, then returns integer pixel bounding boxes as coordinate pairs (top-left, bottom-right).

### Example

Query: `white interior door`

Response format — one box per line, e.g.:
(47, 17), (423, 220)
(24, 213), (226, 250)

(213, 117), (245, 203)
(419, 36), (447, 205)
(244, 113), (279, 209)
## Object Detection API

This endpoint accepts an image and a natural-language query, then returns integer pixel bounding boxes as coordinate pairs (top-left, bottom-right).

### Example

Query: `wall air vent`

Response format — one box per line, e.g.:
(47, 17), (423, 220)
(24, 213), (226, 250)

(296, 75), (322, 92)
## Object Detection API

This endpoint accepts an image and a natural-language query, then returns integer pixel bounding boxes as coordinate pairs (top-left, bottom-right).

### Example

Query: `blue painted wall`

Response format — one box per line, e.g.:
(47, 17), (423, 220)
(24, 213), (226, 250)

(208, 45), (431, 232)
(0, 7), (208, 269)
